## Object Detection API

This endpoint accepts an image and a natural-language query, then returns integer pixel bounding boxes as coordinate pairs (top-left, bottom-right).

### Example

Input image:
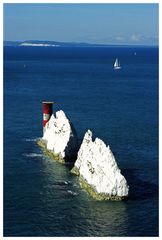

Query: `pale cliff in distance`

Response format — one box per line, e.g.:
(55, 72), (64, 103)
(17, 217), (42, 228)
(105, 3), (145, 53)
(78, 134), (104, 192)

(4, 40), (107, 47)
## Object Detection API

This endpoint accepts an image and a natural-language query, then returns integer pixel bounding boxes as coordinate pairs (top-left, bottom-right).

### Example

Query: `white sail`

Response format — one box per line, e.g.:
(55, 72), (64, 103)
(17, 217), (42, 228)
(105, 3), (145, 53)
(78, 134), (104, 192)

(114, 58), (121, 69)
(114, 58), (118, 67)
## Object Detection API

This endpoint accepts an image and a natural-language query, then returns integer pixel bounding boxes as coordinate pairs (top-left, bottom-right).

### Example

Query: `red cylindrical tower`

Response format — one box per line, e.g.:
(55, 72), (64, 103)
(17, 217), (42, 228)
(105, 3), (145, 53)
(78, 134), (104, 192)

(42, 102), (53, 133)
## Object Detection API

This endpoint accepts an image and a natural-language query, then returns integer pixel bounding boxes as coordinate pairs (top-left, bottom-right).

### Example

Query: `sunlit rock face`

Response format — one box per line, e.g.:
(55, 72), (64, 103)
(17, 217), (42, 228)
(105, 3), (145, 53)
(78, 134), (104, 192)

(42, 110), (78, 161)
(71, 130), (129, 200)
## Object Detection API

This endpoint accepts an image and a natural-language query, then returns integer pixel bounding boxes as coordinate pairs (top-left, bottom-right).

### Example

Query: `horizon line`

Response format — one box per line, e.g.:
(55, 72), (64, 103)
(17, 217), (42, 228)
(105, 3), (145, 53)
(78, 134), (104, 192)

(3, 39), (159, 47)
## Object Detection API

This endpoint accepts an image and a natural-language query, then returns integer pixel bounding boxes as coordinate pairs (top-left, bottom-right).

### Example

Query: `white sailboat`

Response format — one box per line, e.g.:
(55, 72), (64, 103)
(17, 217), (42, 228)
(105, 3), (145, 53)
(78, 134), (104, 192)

(114, 58), (121, 70)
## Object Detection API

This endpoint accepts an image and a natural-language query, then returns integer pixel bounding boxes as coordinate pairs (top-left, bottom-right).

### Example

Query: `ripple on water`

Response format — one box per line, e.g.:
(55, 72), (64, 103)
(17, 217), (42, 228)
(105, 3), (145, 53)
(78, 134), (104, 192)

(23, 153), (44, 158)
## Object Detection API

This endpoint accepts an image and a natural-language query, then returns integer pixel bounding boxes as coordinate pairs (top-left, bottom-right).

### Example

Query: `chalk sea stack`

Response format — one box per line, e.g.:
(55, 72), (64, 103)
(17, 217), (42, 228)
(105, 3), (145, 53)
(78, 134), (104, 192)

(37, 102), (129, 200)
(71, 130), (129, 200)
(37, 110), (78, 163)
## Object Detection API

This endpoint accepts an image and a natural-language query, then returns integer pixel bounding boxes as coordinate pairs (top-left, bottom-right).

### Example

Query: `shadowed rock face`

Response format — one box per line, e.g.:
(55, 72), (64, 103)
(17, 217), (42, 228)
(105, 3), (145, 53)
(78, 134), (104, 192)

(71, 130), (129, 200)
(41, 110), (78, 162)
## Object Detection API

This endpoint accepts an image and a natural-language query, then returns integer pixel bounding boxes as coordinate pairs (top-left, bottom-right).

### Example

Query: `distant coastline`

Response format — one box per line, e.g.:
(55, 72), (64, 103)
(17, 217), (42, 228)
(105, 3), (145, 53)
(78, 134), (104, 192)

(3, 40), (158, 48)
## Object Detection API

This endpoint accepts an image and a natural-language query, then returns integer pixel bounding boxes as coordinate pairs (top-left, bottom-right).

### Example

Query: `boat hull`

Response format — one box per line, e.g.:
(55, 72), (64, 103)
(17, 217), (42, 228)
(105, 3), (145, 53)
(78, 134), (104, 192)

(114, 66), (121, 70)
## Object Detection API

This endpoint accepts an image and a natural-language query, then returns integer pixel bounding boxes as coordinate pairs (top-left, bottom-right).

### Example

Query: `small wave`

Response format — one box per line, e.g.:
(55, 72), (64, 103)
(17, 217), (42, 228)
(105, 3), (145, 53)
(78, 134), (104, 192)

(24, 138), (37, 142)
(67, 190), (78, 196)
(65, 181), (72, 185)
(53, 180), (70, 186)
(23, 153), (44, 158)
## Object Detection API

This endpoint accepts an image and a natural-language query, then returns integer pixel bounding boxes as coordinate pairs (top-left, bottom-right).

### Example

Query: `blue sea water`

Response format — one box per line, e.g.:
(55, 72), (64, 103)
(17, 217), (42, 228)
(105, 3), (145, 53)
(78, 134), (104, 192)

(4, 46), (159, 236)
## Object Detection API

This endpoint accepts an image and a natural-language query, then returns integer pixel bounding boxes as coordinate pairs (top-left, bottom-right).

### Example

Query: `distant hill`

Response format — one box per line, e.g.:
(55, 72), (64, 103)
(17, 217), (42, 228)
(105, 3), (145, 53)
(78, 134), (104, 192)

(4, 40), (107, 47)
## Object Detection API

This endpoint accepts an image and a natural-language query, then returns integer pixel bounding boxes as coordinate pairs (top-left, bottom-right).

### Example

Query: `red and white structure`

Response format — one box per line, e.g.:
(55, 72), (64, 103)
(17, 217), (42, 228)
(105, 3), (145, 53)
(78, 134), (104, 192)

(42, 101), (53, 133)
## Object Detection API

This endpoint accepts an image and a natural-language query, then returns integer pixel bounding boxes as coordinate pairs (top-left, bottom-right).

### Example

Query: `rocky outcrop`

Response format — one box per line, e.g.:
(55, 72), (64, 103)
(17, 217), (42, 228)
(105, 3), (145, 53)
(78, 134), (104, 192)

(37, 109), (129, 200)
(71, 130), (129, 200)
(38, 110), (78, 163)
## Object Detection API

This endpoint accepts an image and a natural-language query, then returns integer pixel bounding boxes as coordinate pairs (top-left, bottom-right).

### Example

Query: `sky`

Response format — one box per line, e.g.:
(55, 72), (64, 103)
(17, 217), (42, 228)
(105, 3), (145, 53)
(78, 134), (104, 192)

(3, 3), (159, 45)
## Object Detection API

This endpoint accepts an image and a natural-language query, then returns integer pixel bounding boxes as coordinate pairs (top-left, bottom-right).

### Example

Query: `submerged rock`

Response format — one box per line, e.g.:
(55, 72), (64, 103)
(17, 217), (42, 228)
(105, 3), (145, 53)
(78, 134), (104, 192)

(38, 110), (78, 162)
(71, 130), (129, 200)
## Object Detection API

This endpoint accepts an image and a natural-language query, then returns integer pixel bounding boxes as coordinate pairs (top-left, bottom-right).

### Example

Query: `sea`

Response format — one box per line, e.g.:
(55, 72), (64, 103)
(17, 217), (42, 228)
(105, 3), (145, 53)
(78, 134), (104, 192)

(4, 45), (159, 237)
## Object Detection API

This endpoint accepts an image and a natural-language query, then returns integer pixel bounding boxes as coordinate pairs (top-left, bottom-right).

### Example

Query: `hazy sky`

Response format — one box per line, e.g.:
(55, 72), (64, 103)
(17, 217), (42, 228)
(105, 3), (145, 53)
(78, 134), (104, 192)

(3, 3), (159, 45)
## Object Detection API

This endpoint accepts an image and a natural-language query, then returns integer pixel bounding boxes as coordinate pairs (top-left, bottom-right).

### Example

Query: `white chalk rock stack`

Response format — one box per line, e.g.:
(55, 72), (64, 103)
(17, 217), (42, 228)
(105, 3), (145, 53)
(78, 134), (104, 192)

(72, 130), (129, 200)
(42, 110), (78, 160)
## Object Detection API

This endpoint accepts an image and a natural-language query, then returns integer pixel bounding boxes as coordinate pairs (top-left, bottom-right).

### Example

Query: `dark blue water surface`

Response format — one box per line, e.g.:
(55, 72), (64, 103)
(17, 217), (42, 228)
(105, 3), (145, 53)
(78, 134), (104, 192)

(4, 46), (159, 236)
